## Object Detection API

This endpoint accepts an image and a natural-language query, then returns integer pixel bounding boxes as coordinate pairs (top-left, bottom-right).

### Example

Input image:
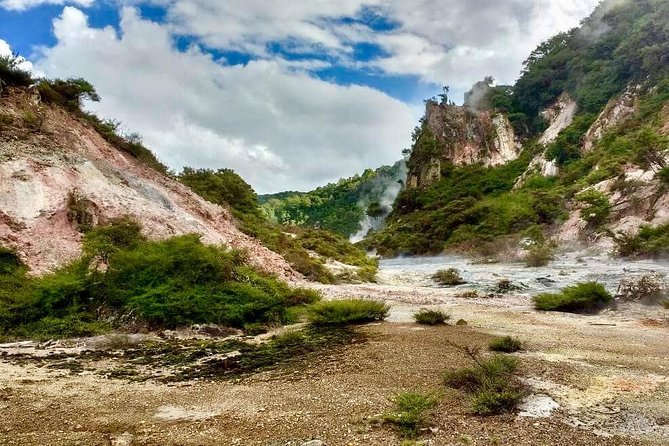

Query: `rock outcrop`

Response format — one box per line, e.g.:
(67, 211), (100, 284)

(538, 93), (578, 145)
(516, 93), (578, 187)
(0, 88), (299, 280)
(407, 102), (520, 188)
(583, 85), (639, 152)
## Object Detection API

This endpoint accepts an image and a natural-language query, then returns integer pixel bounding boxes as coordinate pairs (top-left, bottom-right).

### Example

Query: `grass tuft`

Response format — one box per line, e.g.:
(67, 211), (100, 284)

(443, 353), (524, 415)
(488, 336), (523, 353)
(383, 391), (439, 438)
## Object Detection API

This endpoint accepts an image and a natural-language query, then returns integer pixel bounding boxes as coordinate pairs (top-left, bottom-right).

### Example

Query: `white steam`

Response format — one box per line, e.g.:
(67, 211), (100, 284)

(350, 161), (407, 243)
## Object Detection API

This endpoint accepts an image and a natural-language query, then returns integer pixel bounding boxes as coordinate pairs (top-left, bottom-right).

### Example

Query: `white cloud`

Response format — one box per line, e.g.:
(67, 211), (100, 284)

(0, 0), (93, 11)
(158, 0), (600, 91)
(0, 38), (35, 73)
(35, 7), (416, 193)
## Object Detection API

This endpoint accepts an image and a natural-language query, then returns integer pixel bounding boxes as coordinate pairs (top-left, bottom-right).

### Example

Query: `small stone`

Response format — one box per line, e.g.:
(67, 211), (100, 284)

(301, 441), (324, 446)
(455, 319), (468, 326)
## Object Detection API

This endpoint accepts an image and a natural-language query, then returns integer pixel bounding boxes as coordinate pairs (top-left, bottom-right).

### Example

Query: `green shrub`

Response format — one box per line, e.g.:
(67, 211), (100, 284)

(662, 300), (669, 310)
(0, 219), (322, 339)
(616, 223), (669, 258)
(0, 54), (33, 89)
(576, 190), (611, 229)
(413, 309), (450, 325)
(308, 299), (389, 325)
(470, 387), (525, 416)
(383, 391), (439, 438)
(432, 268), (465, 286)
(37, 78), (100, 112)
(523, 244), (554, 267)
(489, 336), (523, 353)
(658, 167), (669, 187)
(533, 282), (613, 313)
(443, 354), (523, 415)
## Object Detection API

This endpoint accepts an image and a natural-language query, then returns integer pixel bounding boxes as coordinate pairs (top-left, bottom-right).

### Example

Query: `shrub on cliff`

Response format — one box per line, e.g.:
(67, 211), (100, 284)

(533, 282), (612, 313)
(0, 54), (33, 89)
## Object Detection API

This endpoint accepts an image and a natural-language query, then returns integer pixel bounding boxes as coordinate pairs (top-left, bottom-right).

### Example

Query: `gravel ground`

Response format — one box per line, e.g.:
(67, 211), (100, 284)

(0, 278), (667, 445)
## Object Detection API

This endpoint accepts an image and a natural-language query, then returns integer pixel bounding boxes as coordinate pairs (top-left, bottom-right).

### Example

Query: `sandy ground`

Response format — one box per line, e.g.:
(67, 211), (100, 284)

(1, 282), (668, 445)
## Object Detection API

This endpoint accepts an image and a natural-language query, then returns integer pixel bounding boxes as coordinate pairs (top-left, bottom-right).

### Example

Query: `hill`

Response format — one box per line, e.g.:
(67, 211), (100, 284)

(260, 161), (406, 239)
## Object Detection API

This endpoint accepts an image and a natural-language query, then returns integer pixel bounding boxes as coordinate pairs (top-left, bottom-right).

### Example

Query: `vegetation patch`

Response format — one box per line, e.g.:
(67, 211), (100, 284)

(383, 391), (439, 438)
(533, 282), (613, 313)
(488, 336), (523, 353)
(523, 243), (555, 267)
(443, 349), (524, 416)
(308, 299), (389, 326)
(616, 223), (669, 258)
(432, 268), (465, 286)
(178, 167), (378, 283)
(413, 309), (450, 325)
(8, 326), (363, 382)
(0, 218), (323, 340)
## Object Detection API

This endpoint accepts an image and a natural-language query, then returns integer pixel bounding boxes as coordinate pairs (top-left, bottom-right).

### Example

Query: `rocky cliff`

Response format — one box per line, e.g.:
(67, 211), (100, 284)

(407, 101), (520, 188)
(0, 88), (298, 280)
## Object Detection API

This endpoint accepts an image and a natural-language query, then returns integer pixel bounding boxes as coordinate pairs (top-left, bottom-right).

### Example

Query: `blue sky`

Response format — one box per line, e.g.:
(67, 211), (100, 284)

(0, 0), (600, 193)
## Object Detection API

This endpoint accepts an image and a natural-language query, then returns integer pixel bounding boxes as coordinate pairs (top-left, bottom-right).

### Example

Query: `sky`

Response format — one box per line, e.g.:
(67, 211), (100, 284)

(0, 0), (601, 193)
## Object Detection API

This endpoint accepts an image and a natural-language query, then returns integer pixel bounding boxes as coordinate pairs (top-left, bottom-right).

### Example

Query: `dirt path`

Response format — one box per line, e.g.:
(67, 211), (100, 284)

(0, 283), (667, 445)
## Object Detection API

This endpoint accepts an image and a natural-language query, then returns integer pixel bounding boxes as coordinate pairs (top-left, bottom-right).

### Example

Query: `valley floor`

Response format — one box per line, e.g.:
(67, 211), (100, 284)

(1, 274), (668, 445)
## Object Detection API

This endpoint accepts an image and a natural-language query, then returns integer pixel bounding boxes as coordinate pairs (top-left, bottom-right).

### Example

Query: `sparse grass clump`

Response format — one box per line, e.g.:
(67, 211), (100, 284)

(488, 336), (523, 353)
(308, 299), (389, 325)
(432, 268), (465, 286)
(383, 391), (439, 438)
(443, 350), (524, 415)
(413, 309), (450, 325)
(662, 300), (669, 309)
(533, 282), (612, 313)
(0, 54), (33, 89)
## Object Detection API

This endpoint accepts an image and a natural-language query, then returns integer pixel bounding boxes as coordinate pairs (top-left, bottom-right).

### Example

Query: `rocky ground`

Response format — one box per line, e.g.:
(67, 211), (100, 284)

(1, 278), (667, 445)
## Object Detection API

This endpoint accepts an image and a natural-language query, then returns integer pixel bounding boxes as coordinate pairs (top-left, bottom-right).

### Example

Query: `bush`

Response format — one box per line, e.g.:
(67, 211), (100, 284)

(383, 391), (439, 438)
(615, 223), (669, 258)
(533, 282), (613, 313)
(443, 354), (523, 415)
(0, 54), (33, 89)
(432, 268), (465, 286)
(489, 336), (523, 353)
(523, 244), (554, 267)
(576, 190), (611, 229)
(37, 78), (100, 112)
(413, 309), (450, 325)
(308, 299), (389, 325)
(0, 219), (322, 339)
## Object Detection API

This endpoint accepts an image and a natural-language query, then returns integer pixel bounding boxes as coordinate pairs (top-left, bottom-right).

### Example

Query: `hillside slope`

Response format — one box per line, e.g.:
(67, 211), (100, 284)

(0, 87), (298, 280)
(365, 0), (669, 258)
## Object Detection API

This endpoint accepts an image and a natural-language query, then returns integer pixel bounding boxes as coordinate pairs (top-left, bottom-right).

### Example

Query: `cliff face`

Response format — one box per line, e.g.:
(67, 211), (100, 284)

(0, 88), (298, 280)
(407, 102), (520, 188)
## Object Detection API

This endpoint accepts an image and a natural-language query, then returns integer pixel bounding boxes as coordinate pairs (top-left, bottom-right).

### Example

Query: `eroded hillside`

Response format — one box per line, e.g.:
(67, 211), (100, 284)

(0, 87), (298, 280)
